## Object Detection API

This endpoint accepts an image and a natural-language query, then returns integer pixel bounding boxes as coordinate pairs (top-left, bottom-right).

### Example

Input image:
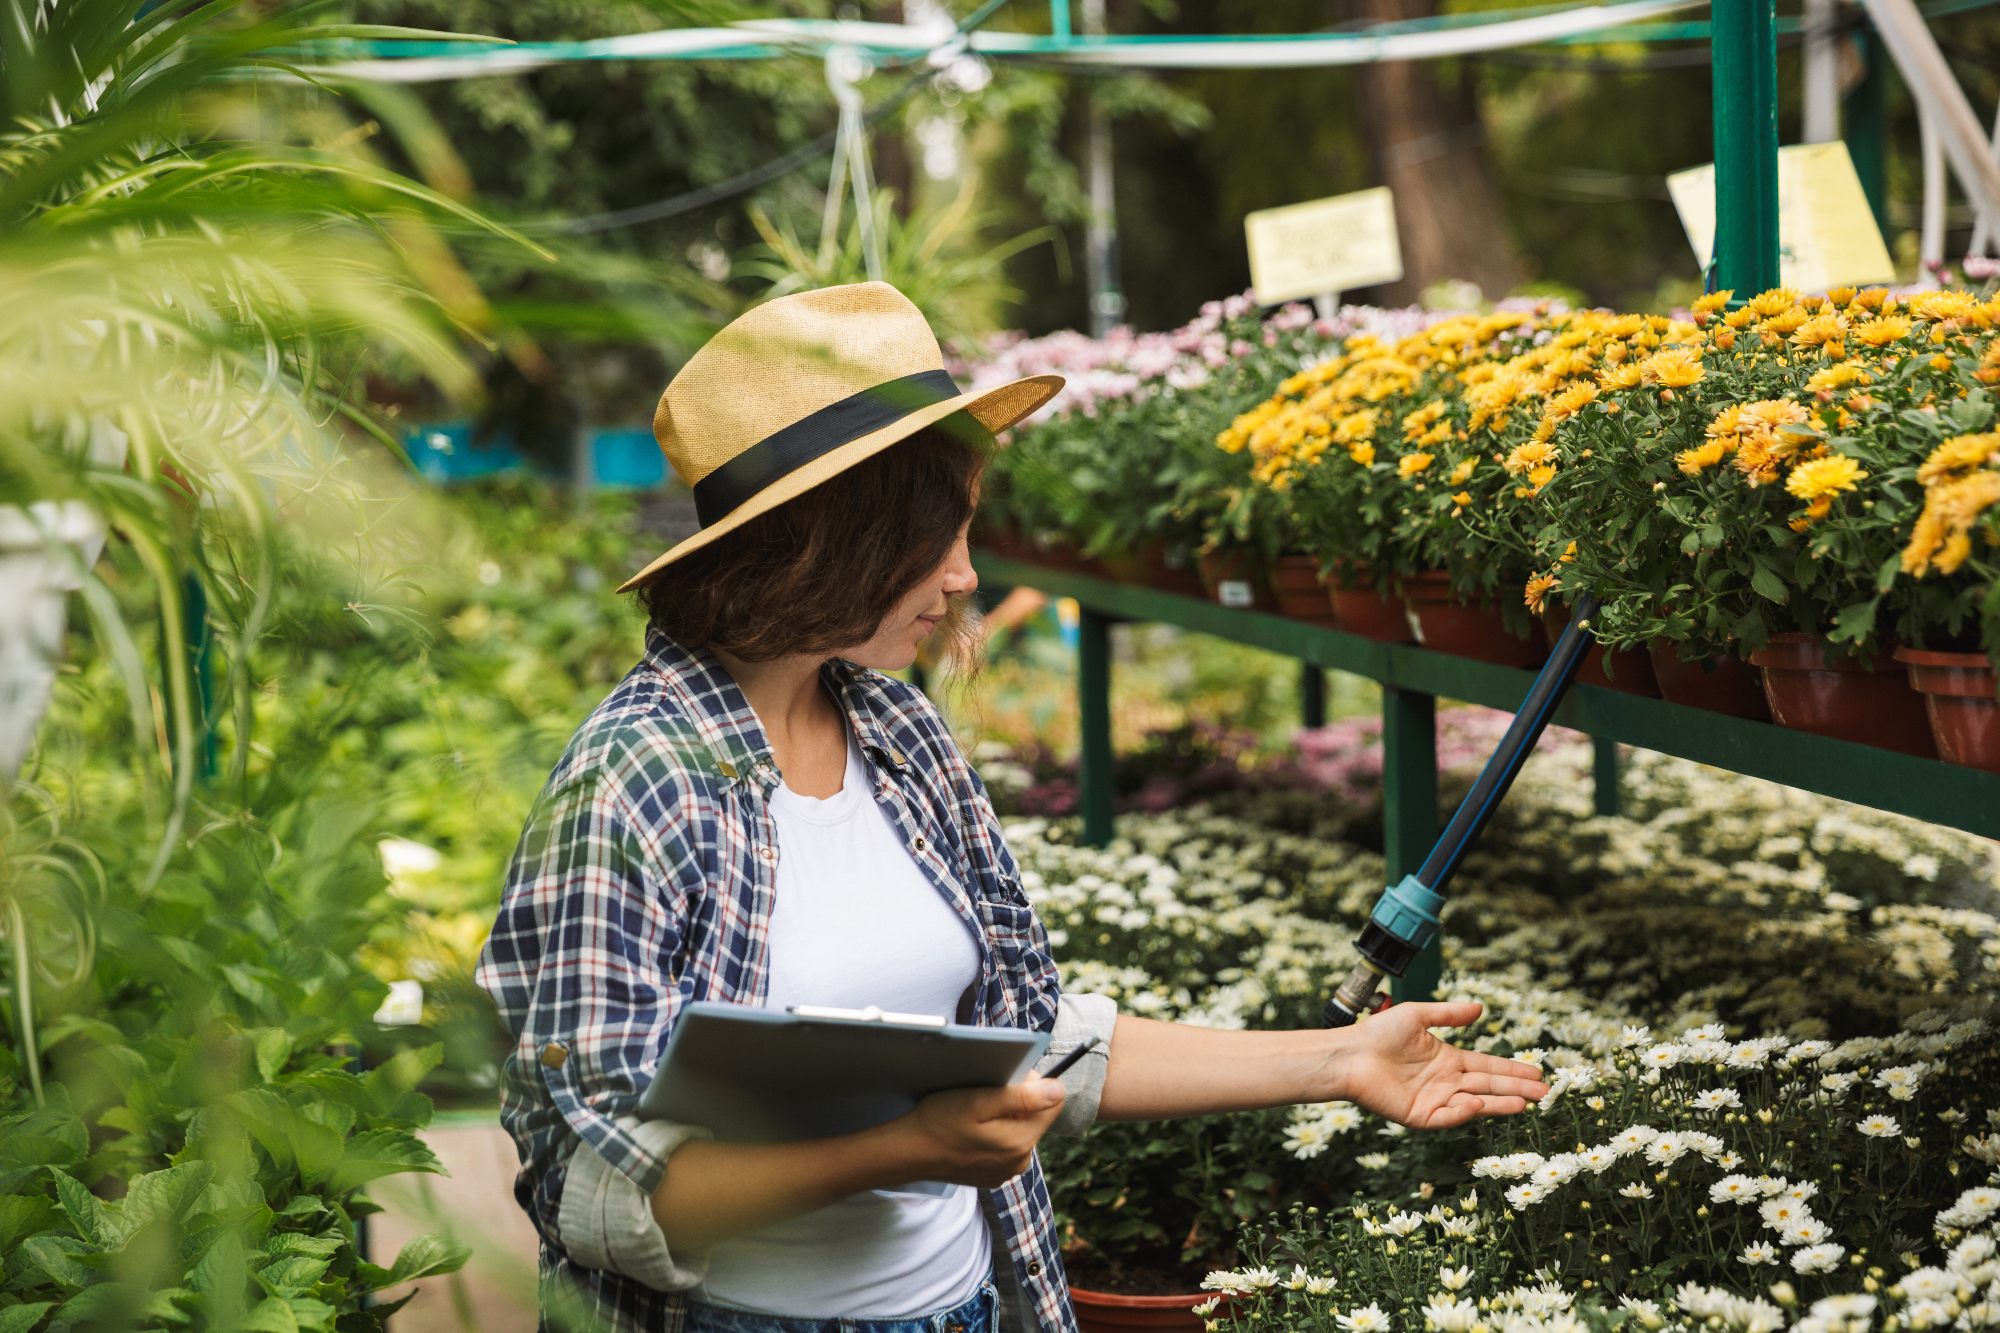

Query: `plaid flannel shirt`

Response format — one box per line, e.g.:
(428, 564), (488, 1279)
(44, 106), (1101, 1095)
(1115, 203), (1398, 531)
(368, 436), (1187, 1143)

(475, 628), (1078, 1333)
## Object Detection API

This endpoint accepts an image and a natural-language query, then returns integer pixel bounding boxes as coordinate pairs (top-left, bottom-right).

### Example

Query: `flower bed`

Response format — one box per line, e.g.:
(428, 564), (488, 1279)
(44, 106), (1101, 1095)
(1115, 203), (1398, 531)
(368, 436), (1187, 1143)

(974, 285), (2000, 759)
(1003, 732), (2000, 1302)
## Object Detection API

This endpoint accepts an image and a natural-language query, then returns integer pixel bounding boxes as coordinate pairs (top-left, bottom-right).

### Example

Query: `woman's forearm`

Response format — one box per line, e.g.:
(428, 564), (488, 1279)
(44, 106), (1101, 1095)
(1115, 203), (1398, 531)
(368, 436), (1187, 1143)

(1096, 1015), (1345, 1120)
(647, 1123), (927, 1254)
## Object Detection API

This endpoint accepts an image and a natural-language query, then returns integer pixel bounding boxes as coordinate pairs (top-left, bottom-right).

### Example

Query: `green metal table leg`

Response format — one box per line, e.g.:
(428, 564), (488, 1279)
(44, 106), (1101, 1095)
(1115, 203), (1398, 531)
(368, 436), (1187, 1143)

(1843, 24), (1888, 236)
(1300, 662), (1327, 730)
(1383, 685), (1441, 1002)
(1712, 0), (1781, 298)
(1079, 607), (1115, 847)
(1593, 735), (1621, 817)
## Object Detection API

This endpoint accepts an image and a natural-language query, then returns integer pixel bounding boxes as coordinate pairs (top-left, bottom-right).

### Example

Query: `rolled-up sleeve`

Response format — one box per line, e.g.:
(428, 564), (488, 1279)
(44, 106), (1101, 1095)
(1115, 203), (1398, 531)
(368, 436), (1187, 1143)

(555, 1116), (714, 1290)
(1038, 993), (1117, 1136)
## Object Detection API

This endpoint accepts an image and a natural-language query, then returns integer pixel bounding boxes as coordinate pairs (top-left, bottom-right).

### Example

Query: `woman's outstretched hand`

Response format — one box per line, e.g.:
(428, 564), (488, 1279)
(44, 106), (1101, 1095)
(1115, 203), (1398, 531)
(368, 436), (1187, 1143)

(1340, 1000), (1549, 1129)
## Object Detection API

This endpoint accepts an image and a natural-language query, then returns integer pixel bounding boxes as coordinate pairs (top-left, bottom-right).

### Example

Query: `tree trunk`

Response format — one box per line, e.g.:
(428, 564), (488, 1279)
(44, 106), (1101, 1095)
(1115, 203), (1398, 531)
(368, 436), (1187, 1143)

(1347, 0), (1517, 304)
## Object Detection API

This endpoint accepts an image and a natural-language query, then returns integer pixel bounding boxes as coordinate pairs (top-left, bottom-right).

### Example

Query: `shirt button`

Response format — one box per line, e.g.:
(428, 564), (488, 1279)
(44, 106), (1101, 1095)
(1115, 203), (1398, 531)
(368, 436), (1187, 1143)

(913, 836), (927, 852)
(718, 760), (738, 779)
(1026, 1260), (1042, 1277)
(888, 749), (905, 766)
(756, 846), (775, 862)
(540, 1043), (569, 1069)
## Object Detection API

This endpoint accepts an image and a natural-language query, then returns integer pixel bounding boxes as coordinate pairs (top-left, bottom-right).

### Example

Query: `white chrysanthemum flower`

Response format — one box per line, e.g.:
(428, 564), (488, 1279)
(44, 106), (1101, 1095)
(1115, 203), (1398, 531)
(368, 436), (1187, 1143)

(1874, 1064), (1927, 1101)
(1534, 1154), (1583, 1187)
(1902, 1299), (1954, 1329)
(1759, 1197), (1811, 1230)
(1783, 1181), (1820, 1201)
(1240, 1267), (1280, 1290)
(1901, 1269), (1959, 1301)
(1727, 1041), (1773, 1068)
(1505, 1181), (1545, 1210)
(1779, 1217), (1832, 1246)
(1439, 1266), (1474, 1291)
(1440, 1215), (1478, 1238)
(1741, 1241), (1780, 1265)
(1688, 1022), (1727, 1040)
(1425, 1295), (1479, 1333)
(1337, 1302), (1391, 1333)
(1305, 1276), (1337, 1296)
(1693, 1088), (1743, 1112)
(1950, 1234), (1998, 1273)
(1858, 1114), (1902, 1138)
(1356, 1152), (1392, 1170)
(1578, 1145), (1619, 1173)
(1382, 1211), (1423, 1237)
(1821, 1072), (1858, 1095)
(1641, 1043), (1684, 1070)
(1620, 1182), (1655, 1199)
(1613, 1125), (1662, 1152)
(1622, 1024), (1652, 1048)
(1201, 1271), (1247, 1293)
(1712, 1175), (1759, 1204)
(1644, 1133), (1690, 1165)
(1754, 1175), (1790, 1196)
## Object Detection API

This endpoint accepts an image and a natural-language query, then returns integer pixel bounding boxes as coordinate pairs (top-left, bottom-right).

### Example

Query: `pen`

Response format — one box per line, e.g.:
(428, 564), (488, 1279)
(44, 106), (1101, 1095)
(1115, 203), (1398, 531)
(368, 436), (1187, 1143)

(1040, 1034), (1103, 1081)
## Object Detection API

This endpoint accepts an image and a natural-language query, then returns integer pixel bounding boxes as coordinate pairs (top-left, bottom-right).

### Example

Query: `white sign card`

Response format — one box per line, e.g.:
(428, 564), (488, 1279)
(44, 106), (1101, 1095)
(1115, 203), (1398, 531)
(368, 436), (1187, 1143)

(1244, 186), (1405, 305)
(1666, 141), (1896, 293)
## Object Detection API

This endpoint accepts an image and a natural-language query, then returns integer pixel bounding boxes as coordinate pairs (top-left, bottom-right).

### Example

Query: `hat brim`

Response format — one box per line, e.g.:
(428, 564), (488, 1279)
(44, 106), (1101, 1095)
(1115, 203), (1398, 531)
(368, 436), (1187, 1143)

(616, 373), (1063, 594)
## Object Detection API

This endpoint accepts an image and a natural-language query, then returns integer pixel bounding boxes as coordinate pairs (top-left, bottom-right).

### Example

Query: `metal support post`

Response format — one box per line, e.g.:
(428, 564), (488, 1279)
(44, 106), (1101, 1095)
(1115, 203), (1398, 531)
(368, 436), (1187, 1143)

(1382, 686), (1440, 1002)
(1080, 0), (1124, 337)
(1300, 662), (1327, 730)
(1712, 0), (1781, 298)
(1078, 607), (1115, 847)
(1592, 735), (1621, 817)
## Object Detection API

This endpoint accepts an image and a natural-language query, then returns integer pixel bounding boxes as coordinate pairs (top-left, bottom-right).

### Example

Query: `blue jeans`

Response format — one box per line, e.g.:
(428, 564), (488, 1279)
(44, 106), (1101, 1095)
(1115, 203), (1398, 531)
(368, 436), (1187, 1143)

(686, 1281), (999, 1333)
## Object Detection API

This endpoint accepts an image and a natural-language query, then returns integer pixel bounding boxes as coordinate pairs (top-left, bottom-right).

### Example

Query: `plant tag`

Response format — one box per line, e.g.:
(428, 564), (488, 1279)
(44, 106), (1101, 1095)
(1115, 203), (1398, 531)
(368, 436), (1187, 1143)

(1405, 607), (1427, 644)
(1218, 580), (1255, 609)
(1244, 187), (1403, 304)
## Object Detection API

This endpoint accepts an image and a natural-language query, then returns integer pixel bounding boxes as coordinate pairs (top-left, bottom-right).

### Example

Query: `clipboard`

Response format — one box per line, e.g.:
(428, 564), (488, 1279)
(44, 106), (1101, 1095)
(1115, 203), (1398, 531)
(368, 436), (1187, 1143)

(636, 1002), (1052, 1147)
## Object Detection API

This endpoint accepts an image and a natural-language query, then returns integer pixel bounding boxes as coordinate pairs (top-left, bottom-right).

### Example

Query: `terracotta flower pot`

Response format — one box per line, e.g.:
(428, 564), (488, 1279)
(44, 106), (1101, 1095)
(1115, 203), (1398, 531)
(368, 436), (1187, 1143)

(1270, 554), (1338, 627)
(1401, 570), (1544, 668)
(1072, 1289), (1227, 1333)
(1540, 606), (1661, 697)
(1325, 566), (1414, 643)
(1647, 642), (1772, 720)
(1894, 647), (2000, 772)
(1197, 549), (1271, 612)
(1748, 632), (1936, 757)
(1140, 543), (1208, 600)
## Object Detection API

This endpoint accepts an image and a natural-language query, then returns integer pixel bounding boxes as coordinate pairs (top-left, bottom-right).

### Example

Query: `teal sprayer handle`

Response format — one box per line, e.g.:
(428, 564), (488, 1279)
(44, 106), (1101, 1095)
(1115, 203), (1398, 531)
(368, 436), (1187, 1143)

(1322, 593), (1603, 1028)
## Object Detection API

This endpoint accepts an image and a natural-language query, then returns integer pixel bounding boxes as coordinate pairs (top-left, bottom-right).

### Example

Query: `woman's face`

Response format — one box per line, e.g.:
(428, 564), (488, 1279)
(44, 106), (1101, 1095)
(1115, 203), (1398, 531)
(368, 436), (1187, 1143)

(840, 520), (978, 672)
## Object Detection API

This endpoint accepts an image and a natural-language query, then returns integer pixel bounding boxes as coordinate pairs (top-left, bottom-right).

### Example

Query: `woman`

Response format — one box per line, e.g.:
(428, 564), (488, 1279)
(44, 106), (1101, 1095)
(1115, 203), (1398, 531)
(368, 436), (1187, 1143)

(477, 282), (1547, 1333)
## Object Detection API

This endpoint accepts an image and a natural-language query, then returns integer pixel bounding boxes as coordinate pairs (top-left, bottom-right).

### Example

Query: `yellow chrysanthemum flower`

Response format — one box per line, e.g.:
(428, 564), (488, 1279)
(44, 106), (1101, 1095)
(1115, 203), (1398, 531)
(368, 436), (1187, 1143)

(1677, 440), (1729, 474)
(1527, 463), (1557, 490)
(1398, 452), (1434, 478)
(1747, 288), (1802, 318)
(1640, 347), (1705, 388)
(1449, 458), (1476, 485)
(1503, 440), (1556, 476)
(1918, 433), (2000, 487)
(1452, 491), (1473, 506)
(1598, 363), (1645, 390)
(1691, 289), (1733, 314)
(1524, 573), (1558, 613)
(1785, 454), (1867, 501)
(1904, 471), (2000, 576)
(1350, 442), (1377, 467)
(1789, 313), (1847, 348)
(1804, 363), (1870, 394)
(1852, 316), (1912, 348)
(1910, 290), (1978, 322)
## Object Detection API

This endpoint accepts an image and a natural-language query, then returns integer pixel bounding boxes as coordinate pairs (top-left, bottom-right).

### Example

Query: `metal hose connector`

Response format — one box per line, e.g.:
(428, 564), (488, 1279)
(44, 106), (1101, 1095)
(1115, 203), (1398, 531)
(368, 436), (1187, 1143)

(1322, 959), (1385, 1028)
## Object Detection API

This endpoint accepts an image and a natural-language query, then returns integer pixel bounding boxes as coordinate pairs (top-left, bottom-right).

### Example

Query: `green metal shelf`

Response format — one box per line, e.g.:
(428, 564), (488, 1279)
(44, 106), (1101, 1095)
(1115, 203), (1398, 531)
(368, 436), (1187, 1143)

(975, 552), (2000, 844)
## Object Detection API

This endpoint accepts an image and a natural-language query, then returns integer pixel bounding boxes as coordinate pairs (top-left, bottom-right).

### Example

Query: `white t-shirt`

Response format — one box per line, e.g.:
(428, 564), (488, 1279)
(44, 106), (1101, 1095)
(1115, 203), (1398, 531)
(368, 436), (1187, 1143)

(693, 730), (990, 1319)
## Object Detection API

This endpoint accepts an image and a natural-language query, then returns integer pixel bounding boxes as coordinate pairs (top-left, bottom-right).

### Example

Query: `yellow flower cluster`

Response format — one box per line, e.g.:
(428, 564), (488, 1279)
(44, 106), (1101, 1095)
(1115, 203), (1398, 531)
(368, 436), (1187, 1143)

(1904, 433), (2000, 577)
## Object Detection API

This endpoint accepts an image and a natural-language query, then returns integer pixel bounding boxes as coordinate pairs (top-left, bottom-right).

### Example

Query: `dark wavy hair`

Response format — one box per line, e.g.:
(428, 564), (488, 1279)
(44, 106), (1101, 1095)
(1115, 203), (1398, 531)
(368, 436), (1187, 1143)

(634, 420), (988, 663)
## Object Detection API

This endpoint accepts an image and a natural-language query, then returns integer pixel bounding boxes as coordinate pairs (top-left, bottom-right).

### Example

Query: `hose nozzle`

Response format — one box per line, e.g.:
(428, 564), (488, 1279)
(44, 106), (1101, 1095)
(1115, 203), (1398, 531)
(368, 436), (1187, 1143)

(1321, 959), (1386, 1028)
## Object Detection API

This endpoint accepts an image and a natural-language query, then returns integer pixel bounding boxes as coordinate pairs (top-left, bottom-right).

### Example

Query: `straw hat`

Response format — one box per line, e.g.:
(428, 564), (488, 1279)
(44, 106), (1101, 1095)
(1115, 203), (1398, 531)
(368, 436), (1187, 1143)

(618, 282), (1062, 592)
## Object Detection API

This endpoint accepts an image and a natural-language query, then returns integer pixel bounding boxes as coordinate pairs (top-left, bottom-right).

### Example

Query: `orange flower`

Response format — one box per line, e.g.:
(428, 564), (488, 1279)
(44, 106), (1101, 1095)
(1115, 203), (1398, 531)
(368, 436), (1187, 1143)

(1398, 452), (1434, 478)
(1691, 290), (1733, 314)
(1677, 440), (1729, 474)
(1852, 316), (1912, 348)
(1748, 288), (1802, 317)
(1524, 573), (1558, 612)
(1639, 347), (1705, 388)
(1503, 440), (1557, 476)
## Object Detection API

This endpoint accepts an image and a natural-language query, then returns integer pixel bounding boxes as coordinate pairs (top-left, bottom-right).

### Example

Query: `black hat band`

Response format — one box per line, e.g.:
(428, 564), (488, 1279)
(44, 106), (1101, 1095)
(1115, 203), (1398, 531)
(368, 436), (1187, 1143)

(691, 368), (962, 528)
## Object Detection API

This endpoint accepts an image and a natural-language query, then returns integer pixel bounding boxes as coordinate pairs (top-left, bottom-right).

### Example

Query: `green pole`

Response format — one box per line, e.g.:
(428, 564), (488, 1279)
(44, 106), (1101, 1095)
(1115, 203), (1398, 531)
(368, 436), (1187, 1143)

(1383, 686), (1440, 1002)
(1050, 0), (1071, 40)
(1300, 662), (1327, 730)
(1592, 735), (1621, 818)
(167, 571), (217, 783)
(1711, 0), (1781, 298)
(1078, 607), (1115, 847)
(1842, 25), (1889, 236)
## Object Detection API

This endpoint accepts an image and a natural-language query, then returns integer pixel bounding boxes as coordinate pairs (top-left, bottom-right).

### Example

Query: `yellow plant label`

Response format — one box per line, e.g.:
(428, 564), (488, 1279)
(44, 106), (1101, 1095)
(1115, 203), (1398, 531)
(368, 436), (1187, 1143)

(1666, 142), (1896, 293)
(1244, 187), (1405, 305)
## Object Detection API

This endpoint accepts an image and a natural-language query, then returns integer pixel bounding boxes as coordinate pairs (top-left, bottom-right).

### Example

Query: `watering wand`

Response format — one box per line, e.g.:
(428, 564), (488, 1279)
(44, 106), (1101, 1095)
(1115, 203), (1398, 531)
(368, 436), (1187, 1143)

(1321, 593), (1604, 1028)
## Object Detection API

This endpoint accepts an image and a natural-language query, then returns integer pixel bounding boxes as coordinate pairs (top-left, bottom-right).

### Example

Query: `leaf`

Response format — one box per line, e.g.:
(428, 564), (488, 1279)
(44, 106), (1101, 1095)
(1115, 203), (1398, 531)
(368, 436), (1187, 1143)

(55, 1283), (127, 1324)
(242, 1296), (301, 1333)
(0, 1305), (55, 1333)
(140, 1288), (198, 1327)
(1828, 598), (1881, 644)
(256, 1256), (332, 1298)
(1, 1135), (82, 1169)
(0, 1195), (61, 1252)
(123, 1161), (215, 1233)
(351, 1233), (470, 1293)
(251, 1028), (294, 1084)
(1876, 552), (1903, 593)
(1731, 608), (1771, 656)
(22, 1233), (98, 1288)
(1679, 531), (1702, 555)
(1749, 561), (1789, 604)
(53, 1170), (115, 1248)
(365, 1045), (444, 1121)
(325, 1131), (443, 1195)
